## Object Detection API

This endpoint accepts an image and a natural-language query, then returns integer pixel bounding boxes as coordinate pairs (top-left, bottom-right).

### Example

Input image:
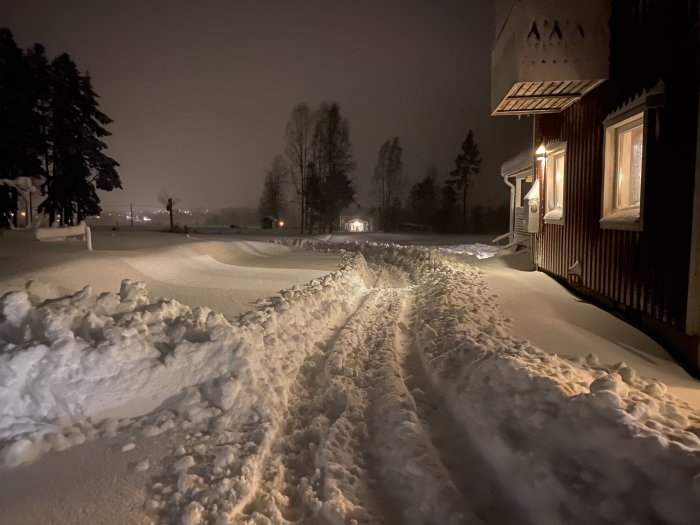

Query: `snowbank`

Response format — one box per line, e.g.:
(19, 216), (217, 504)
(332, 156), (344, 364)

(0, 254), (368, 468)
(436, 242), (499, 259)
(405, 253), (700, 524)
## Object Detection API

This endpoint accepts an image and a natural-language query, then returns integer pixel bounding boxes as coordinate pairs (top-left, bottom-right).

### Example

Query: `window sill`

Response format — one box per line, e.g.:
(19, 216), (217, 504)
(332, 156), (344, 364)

(544, 207), (564, 225)
(600, 208), (642, 231)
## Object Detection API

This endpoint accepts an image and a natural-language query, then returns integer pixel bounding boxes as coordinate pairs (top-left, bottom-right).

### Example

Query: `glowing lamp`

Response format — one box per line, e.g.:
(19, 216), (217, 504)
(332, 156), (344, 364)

(535, 144), (546, 162)
(278, 220), (285, 227)
(20, 211), (26, 217)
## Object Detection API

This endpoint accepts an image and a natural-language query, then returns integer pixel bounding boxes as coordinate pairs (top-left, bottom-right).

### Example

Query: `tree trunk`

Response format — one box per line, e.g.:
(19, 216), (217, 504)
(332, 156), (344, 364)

(169, 209), (174, 231)
(462, 186), (467, 233)
(299, 175), (305, 235)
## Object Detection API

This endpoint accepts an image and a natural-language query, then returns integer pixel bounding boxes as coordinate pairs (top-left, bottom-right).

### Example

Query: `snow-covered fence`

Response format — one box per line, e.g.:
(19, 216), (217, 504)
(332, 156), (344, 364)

(34, 221), (92, 251)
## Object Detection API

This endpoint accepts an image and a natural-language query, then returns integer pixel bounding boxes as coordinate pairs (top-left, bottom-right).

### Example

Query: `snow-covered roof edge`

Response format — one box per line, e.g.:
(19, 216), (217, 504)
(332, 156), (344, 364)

(500, 148), (534, 178)
(604, 80), (666, 123)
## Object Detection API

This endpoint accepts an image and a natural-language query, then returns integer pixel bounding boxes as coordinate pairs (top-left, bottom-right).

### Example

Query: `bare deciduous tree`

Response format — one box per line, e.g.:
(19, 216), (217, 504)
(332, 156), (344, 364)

(285, 103), (314, 234)
(372, 136), (404, 231)
(258, 155), (287, 220)
(158, 191), (180, 232)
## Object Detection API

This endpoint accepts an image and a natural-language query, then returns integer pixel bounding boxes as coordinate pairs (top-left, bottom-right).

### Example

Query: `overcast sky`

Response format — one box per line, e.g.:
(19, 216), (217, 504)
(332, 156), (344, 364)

(4, 0), (531, 211)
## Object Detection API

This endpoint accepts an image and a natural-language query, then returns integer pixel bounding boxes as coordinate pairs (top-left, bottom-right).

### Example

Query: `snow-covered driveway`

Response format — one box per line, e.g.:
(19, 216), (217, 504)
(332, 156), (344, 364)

(1, 240), (699, 524)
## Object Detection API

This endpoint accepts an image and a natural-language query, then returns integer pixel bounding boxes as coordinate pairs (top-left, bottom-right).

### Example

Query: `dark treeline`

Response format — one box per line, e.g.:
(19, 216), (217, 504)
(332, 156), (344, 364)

(404, 164), (508, 233)
(0, 28), (120, 227)
(374, 128), (504, 234)
(259, 101), (356, 234)
(259, 106), (505, 235)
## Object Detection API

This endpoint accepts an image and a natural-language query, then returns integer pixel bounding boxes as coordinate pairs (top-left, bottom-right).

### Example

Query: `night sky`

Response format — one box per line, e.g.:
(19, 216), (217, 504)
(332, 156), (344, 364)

(4, 0), (531, 211)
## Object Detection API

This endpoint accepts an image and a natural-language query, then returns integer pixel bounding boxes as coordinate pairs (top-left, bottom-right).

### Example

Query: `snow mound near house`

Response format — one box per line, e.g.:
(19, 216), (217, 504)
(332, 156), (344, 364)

(401, 249), (700, 524)
(436, 242), (500, 259)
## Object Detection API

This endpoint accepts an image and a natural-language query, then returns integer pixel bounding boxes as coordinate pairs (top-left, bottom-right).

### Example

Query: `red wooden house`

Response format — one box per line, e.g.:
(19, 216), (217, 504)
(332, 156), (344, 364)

(492, 0), (700, 371)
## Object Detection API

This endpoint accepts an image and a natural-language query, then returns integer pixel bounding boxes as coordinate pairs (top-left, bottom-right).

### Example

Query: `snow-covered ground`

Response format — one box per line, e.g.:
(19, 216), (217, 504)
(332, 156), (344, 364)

(1, 231), (699, 524)
(0, 230), (340, 318)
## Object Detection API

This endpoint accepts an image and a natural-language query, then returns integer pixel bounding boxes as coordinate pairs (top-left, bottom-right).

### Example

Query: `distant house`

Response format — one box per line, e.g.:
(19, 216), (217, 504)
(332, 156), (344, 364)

(261, 215), (282, 229)
(492, 0), (700, 370)
(339, 205), (373, 232)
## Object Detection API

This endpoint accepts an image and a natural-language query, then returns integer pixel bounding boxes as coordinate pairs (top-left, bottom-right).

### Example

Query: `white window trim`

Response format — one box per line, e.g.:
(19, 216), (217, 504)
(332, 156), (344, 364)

(601, 110), (646, 231)
(544, 143), (566, 225)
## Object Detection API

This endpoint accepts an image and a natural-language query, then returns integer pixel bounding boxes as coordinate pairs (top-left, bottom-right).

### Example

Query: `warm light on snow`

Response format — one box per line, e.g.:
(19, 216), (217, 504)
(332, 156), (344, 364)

(0, 234), (698, 524)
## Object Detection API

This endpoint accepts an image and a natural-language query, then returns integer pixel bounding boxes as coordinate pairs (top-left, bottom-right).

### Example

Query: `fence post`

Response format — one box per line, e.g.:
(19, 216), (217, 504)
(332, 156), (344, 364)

(85, 225), (92, 251)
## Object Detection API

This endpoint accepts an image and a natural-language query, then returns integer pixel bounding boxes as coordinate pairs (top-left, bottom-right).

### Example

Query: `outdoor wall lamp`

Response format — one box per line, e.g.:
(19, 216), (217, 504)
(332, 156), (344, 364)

(535, 144), (546, 162)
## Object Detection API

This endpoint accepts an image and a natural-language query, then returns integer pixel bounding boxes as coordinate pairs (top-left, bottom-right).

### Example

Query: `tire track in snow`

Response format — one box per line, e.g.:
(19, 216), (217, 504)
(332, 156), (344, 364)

(239, 261), (414, 524)
(400, 296), (533, 525)
(367, 289), (484, 525)
(242, 288), (397, 524)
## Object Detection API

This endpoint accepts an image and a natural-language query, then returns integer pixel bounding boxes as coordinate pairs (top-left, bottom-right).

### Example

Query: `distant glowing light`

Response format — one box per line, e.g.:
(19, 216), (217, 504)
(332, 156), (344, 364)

(20, 211), (26, 217)
(350, 220), (365, 232)
(142, 216), (152, 222)
(278, 220), (285, 227)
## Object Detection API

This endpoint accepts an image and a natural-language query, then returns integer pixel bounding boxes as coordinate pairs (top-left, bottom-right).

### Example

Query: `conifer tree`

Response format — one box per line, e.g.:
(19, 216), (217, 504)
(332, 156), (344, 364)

(312, 102), (355, 232)
(40, 53), (121, 224)
(0, 29), (43, 226)
(439, 180), (459, 233)
(448, 130), (482, 233)
(408, 166), (439, 229)
(0, 29), (120, 227)
(26, 43), (51, 178)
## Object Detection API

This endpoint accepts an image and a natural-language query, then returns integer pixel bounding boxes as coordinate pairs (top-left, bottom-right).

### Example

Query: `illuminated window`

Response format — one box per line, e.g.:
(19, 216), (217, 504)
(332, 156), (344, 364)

(544, 145), (566, 224)
(601, 112), (645, 230)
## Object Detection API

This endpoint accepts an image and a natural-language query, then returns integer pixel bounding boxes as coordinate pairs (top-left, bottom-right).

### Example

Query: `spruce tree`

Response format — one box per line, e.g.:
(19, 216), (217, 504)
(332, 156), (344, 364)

(0, 29), (43, 226)
(448, 130), (482, 233)
(312, 102), (355, 232)
(40, 53), (120, 225)
(408, 167), (438, 229)
(439, 181), (459, 233)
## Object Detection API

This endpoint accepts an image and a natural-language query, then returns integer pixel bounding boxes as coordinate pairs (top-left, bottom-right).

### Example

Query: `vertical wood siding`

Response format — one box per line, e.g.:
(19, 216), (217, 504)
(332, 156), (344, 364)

(534, 0), (699, 332)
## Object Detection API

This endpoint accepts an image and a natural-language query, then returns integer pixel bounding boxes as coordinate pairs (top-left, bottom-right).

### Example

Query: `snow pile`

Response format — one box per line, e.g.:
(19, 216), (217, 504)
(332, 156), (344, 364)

(0, 254), (369, 468)
(407, 256), (700, 525)
(435, 242), (499, 259)
(277, 237), (500, 260)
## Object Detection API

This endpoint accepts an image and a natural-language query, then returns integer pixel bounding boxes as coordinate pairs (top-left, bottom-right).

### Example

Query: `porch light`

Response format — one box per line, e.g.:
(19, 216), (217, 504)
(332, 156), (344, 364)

(536, 145), (546, 161)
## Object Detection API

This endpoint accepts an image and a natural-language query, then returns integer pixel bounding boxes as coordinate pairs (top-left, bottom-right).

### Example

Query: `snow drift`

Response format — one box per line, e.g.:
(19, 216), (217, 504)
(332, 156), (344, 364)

(1, 240), (699, 524)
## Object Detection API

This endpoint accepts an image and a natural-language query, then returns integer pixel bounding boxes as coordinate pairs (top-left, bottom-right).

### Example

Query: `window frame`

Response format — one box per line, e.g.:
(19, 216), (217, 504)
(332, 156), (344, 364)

(600, 110), (647, 231)
(543, 143), (566, 225)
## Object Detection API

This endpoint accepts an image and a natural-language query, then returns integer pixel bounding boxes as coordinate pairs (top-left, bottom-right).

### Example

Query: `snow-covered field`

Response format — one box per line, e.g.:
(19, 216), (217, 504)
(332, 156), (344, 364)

(1, 231), (699, 524)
